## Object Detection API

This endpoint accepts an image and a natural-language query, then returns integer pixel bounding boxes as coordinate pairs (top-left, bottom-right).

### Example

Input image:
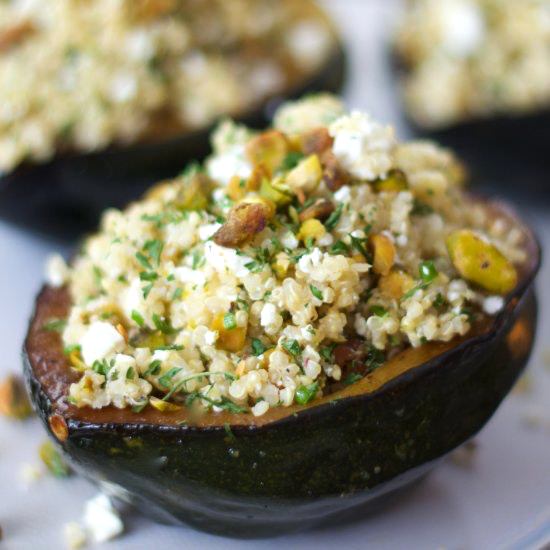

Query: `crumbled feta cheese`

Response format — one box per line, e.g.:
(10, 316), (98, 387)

(109, 73), (137, 103)
(63, 521), (87, 550)
(329, 111), (395, 180)
(174, 266), (207, 287)
(204, 330), (218, 346)
(204, 241), (254, 277)
(207, 146), (251, 185)
(281, 231), (299, 250)
(260, 303), (282, 335)
(287, 22), (331, 69)
(483, 295), (504, 315)
(333, 185), (351, 203)
(80, 321), (125, 365)
(45, 254), (69, 287)
(436, 0), (485, 57)
(198, 223), (221, 241)
(20, 463), (43, 486)
(125, 30), (154, 61)
(83, 494), (124, 544)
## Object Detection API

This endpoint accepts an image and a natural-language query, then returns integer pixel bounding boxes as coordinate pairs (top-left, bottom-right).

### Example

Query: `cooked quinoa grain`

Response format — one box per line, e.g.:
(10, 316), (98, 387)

(52, 95), (527, 415)
(0, 0), (336, 173)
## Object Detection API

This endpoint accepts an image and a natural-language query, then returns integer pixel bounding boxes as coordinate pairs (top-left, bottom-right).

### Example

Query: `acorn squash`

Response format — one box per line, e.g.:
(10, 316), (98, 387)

(23, 199), (540, 537)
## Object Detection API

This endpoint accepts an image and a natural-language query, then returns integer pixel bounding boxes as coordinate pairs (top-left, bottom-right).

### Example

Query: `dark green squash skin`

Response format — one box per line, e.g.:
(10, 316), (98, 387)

(0, 45), (346, 240)
(24, 286), (538, 537)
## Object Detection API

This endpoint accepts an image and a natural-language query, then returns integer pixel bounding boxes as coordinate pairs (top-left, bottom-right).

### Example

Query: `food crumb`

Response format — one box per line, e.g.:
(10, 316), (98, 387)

(520, 407), (550, 433)
(19, 463), (43, 486)
(63, 521), (87, 550)
(83, 494), (124, 543)
(449, 440), (478, 468)
(511, 373), (532, 396)
(0, 374), (33, 419)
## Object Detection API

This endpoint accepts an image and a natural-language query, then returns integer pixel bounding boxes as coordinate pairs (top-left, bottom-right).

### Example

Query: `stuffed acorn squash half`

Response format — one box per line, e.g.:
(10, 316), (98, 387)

(0, 0), (344, 236)
(24, 95), (540, 537)
(392, 0), (550, 190)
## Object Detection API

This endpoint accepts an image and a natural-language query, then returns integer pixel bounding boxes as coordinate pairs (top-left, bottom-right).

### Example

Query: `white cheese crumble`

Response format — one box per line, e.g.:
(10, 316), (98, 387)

(483, 295), (504, 315)
(45, 253), (69, 287)
(83, 494), (124, 544)
(436, 0), (485, 57)
(204, 241), (254, 277)
(80, 321), (125, 365)
(63, 521), (87, 550)
(329, 111), (395, 180)
(19, 463), (43, 486)
(207, 146), (251, 185)
(174, 266), (207, 287)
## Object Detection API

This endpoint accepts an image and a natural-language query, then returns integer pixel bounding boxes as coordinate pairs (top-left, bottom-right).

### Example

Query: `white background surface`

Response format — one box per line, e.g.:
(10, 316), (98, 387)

(1, 2), (549, 549)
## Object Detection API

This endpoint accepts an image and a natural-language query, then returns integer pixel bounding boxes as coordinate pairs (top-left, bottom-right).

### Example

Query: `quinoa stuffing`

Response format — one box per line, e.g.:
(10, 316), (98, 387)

(47, 94), (527, 417)
(0, 0), (336, 173)
(395, 0), (550, 128)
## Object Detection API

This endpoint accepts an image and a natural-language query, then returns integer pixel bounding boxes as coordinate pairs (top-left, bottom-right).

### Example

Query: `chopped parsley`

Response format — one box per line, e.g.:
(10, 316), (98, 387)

(320, 344), (336, 363)
(411, 199), (434, 216)
(42, 318), (67, 333)
(402, 260), (440, 301)
(310, 285), (323, 300)
(295, 382), (319, 405)
(282, 339), (301, 358)
(433, 293), (445, 309)
(280, 151), (305, 171)
(154, 344), (184, 351)
(251, 338), (267, 356)
(143, 360), (161, 377)
(185, 392), (247, 413)
(329, 240), (351, 255)
(152, 314), (177, 334)
(223, 312), (237, 330)
(244, 260), (264, 273)
(344, 372), (363, 385)
(144, 239), (163, 267)
(92, 358), (114, 376)
(191, 249), (205, 269)
(419, 260), (438, 283)
(139, 271), (158, 282)
(324, 203), (343, 231)
(370, 305), (388, 317)
(158, 367), (183, 388)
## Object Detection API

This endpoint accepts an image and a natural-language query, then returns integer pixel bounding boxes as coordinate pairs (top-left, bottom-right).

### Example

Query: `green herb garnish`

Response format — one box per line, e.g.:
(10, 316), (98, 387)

(344, 373), (363, 385)
(370, 305), (388, 317)
(295, 382), (319, 405)
(324, 203), (343, 231)
(282, 339), (301, 358)
(131, 310), (145, 327)
(158, 367), (183, 388)
(281, 151), (305, 171)
(143, 360), (161, 377)
(152, 314), (177, 334)
(223, 312), (237, 330)
(310, 285), (323, 300)
(251, 338), (267, 356)
(419, 260), (438, 283)
(42, 318), (67, 333)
